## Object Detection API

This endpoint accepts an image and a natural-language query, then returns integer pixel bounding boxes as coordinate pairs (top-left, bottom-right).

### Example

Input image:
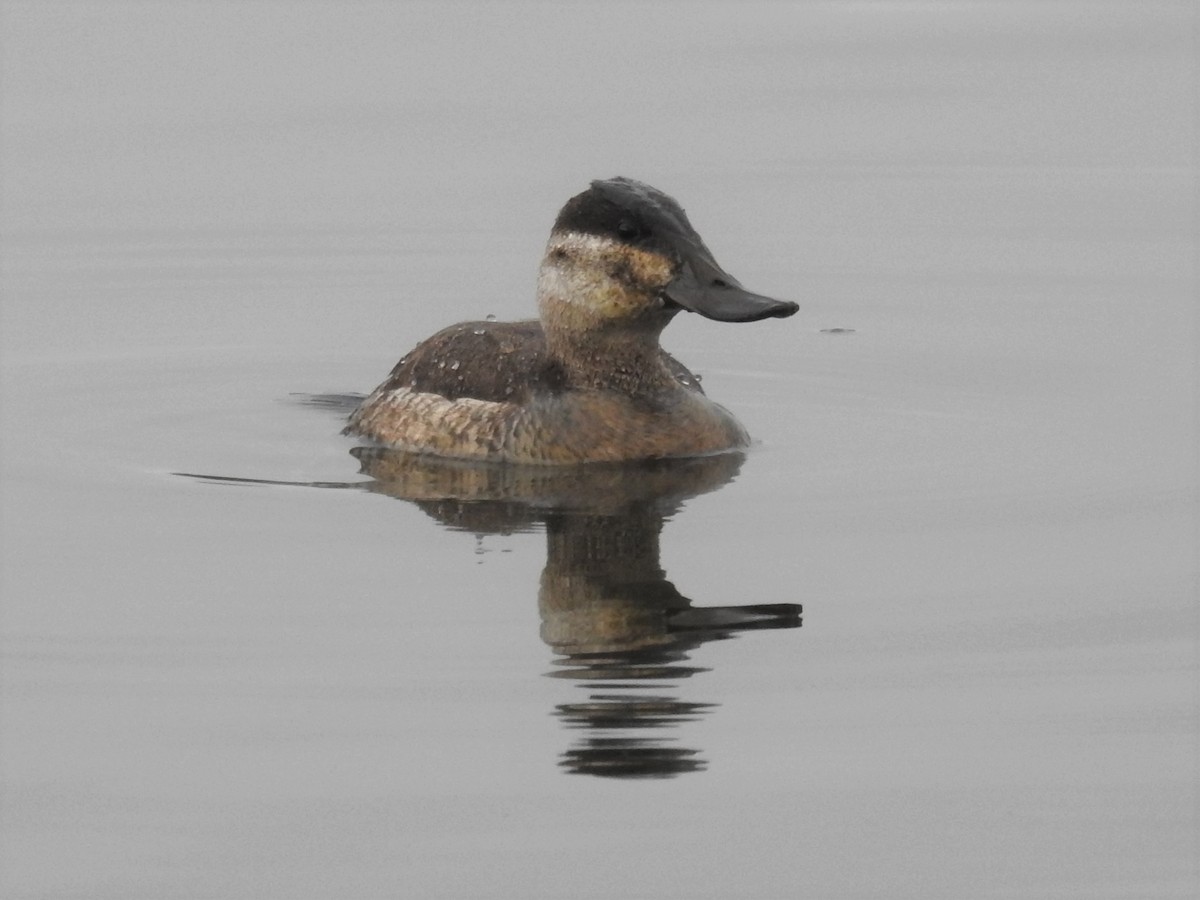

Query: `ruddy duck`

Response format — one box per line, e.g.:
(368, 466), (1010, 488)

(345, 177), (797, 463)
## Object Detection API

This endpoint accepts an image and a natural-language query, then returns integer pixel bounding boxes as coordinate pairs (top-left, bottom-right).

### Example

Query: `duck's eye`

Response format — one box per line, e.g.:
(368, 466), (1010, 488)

(616, 219), (642, 241)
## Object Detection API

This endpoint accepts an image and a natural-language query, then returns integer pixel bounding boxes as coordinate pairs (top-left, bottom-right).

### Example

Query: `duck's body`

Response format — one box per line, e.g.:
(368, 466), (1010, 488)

(345, 178), (797, 464)
(347, 317), (748, 464)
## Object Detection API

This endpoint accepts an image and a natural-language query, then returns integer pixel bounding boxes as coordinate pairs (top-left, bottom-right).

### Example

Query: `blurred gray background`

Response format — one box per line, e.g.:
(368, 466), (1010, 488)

(2, 3), (1195, 898)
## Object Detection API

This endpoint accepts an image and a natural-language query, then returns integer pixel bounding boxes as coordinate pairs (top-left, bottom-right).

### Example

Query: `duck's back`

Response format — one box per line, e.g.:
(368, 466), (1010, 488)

(370, 320), (564, 404)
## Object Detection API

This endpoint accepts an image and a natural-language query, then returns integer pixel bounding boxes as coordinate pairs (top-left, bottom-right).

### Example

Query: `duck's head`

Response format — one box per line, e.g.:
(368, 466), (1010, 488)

(537, 177), (798, 335)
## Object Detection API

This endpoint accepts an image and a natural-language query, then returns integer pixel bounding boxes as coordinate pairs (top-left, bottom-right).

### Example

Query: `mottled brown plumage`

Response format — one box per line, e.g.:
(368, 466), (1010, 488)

(345, 177), (797, 463)
(367, 318), (704, 404)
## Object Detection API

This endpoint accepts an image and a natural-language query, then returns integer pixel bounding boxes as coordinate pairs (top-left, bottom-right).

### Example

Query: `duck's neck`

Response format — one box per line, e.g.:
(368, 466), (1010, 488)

(537, 270), (680, 395)
(545, 322), (678, 395)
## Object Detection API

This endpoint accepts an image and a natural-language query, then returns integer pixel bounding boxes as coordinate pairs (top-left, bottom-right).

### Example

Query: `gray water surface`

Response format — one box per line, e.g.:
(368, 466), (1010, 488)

(2, 3), (1196, 898)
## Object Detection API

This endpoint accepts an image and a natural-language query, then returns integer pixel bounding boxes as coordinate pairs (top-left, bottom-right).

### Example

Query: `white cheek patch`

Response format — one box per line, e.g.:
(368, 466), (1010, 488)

(538, 232), (619, 310)
(536, 262), (576, 307)
(546, 231), (620, 257)
(539, 230), (672, 313)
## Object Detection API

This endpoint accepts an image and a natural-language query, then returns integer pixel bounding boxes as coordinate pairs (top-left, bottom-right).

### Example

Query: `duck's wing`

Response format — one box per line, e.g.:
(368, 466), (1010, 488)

(368, 319), (705, 403)
(371, 320), (565, 403)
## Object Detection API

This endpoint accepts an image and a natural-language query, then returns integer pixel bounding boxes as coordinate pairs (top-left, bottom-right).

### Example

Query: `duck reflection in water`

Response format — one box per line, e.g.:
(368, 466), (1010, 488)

(354, 446), (802, 779)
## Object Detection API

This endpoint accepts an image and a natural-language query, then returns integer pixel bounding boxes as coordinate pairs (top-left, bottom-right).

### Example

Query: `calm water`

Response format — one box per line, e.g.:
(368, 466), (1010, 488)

(2, 3), (1196, 898)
